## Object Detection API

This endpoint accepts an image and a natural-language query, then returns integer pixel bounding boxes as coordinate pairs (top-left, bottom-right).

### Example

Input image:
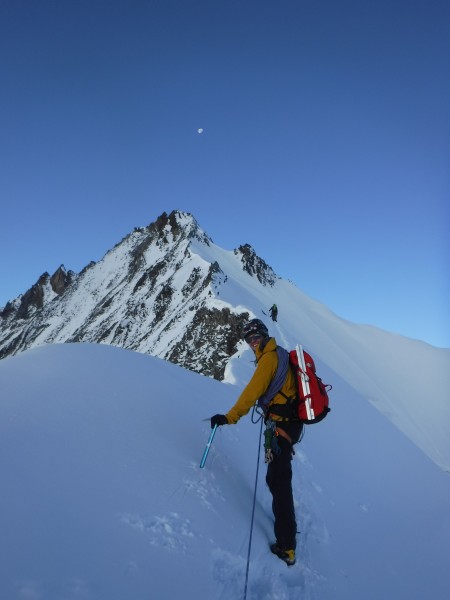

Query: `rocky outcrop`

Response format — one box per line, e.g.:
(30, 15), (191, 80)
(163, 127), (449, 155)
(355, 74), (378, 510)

(50, 265), (74, 295)
(167, 307), (249, 379)
(235, 244), (277, 286)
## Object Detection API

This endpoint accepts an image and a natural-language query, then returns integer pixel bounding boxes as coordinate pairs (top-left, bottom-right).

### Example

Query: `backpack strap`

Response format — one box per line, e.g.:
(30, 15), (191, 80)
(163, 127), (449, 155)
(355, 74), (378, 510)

(257, 346), (290, 412)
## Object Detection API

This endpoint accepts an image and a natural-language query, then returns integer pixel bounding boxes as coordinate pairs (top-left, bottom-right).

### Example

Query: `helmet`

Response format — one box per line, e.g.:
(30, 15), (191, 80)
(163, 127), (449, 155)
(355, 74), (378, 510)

(241, 318), (269, 341)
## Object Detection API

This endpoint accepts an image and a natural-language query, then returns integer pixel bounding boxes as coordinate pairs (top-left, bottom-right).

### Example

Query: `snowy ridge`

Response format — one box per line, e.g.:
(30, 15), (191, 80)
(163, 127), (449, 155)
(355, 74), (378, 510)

(1, 343), (449, 600)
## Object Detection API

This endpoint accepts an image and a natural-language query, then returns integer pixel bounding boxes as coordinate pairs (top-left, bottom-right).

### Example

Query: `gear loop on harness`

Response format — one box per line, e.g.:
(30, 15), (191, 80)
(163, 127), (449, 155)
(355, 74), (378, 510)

(264, 419), (281, 463)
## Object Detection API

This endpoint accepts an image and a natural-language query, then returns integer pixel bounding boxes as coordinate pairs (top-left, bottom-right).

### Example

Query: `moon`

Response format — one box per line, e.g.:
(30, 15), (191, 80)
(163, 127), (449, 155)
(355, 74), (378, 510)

(197, 128), (204, 134)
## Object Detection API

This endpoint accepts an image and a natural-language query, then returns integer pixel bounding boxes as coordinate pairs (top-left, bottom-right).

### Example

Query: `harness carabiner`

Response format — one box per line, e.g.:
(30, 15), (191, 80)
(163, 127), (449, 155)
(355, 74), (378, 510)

(264, 419), (281, 463)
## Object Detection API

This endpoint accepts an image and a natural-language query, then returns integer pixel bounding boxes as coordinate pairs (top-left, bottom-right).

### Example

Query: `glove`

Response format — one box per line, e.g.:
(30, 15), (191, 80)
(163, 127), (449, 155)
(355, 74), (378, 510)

(211, 414), (228, 428)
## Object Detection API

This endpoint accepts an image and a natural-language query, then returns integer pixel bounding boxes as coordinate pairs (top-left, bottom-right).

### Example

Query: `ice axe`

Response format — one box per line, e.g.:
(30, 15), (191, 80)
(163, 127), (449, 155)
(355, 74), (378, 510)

(199, 424), (218, 468)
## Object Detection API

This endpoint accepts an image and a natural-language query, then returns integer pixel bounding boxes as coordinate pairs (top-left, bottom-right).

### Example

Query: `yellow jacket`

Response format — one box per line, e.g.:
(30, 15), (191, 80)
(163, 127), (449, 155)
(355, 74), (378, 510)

(226, 337), (297, 424)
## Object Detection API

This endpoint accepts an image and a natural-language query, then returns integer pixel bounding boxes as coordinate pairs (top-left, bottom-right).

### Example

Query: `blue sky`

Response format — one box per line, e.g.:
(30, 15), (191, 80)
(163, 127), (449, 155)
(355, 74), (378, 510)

(1, 0), (449, 347)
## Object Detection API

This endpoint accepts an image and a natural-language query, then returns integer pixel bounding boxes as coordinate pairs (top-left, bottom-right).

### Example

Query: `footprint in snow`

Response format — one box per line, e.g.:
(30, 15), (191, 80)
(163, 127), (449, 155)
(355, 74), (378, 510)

(121, 511), (194, 553)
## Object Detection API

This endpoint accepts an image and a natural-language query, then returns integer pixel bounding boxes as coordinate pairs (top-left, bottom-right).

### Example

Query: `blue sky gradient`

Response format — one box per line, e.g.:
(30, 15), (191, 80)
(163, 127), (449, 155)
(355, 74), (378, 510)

(1, 0), (449, 347)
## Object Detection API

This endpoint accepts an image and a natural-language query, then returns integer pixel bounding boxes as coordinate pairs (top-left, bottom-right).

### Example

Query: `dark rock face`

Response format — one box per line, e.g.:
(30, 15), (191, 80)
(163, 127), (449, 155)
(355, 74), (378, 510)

(167, 307), (249, 380)
(1, 265), (75, 322)
(15, 273), (49, 319)
(0, 210), (276, 380)
(235, 244), (277, 286)
(50, 266), (74, 295)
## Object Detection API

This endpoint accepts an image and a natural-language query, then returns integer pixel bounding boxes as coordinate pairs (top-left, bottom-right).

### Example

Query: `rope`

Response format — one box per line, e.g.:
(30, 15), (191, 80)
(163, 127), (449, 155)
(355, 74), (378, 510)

(243, 416), (263, 600)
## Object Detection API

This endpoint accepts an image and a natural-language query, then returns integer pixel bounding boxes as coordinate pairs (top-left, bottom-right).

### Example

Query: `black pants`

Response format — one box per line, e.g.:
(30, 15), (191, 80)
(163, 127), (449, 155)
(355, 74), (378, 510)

(265, 421), (302, 550)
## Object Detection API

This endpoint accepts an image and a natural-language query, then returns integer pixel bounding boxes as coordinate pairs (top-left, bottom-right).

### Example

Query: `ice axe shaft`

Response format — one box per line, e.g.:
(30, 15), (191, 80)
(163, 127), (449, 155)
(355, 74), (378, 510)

(199, 424), (218, 468)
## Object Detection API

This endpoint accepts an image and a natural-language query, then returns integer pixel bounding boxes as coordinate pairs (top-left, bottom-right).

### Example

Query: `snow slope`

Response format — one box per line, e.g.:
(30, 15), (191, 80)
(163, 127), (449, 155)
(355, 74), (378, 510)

(197, 235), (450, 472)
(2, 211), (449, 472)
(1, 343), (449, 600)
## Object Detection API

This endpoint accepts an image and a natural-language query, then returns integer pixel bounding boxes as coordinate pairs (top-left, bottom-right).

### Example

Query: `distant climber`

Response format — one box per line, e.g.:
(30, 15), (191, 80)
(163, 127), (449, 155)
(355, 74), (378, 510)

(269, 304), (278, 322)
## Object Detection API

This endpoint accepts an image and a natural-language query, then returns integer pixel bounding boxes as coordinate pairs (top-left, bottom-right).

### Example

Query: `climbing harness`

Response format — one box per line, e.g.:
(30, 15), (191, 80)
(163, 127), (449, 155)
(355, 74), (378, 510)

(264, 419), (295, 463)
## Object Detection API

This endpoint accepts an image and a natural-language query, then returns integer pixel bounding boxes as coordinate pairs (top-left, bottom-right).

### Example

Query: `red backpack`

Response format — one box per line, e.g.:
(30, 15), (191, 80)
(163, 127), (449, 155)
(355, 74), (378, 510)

(290, 345), (332, 424)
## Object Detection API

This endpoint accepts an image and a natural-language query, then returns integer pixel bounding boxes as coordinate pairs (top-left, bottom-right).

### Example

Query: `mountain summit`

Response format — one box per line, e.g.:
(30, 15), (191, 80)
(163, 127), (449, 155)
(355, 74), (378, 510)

(0, 210), (277, 378)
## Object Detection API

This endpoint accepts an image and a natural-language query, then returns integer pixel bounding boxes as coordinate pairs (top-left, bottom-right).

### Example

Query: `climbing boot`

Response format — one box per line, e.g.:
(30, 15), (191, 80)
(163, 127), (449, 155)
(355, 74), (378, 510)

(270, 543), (296, 566)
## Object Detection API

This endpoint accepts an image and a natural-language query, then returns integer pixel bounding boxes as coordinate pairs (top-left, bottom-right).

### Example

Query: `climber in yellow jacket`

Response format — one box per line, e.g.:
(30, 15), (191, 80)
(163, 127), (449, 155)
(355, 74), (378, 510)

(225, 336), (296, 424)
(210, 318), (303, 567)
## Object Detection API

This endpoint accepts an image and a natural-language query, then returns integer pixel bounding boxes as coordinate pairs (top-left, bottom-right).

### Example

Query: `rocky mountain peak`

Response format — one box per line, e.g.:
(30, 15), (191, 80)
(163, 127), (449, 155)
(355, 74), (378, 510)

(0, 212), (276, 378)
(128, 210), (212, 277)
(147, 210), (212, 246)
